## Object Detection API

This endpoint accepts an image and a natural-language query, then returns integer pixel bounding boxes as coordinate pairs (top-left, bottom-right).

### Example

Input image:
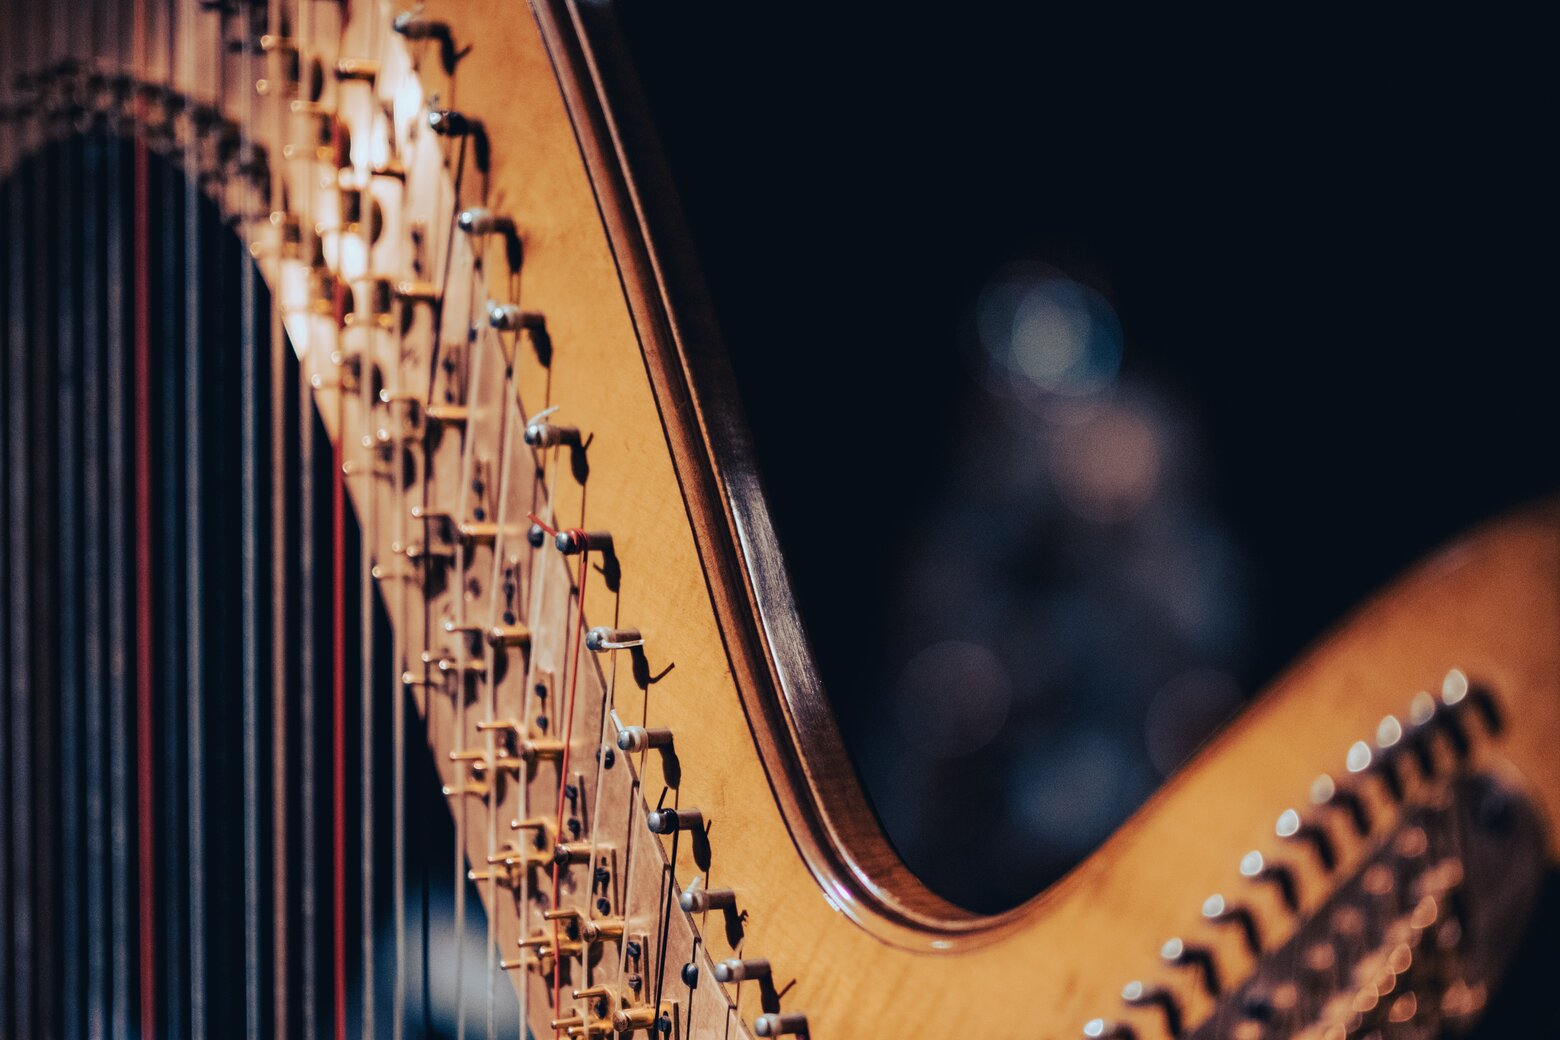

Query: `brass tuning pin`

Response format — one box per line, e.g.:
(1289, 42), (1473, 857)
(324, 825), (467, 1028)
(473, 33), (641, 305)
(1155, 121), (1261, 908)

(487, 624), (531, 648)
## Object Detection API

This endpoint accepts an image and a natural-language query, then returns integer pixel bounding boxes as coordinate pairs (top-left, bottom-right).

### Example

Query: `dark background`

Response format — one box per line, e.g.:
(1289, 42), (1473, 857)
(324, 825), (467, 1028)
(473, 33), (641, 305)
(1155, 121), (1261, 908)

(609, 9), (1560, 1024)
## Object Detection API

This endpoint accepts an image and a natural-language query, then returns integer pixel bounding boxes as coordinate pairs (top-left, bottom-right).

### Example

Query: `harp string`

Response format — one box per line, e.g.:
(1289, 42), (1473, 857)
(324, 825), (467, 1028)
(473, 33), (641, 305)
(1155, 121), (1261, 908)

(182, 0), (208, 1028)
(297, 1), (321, 1035)
(237, 0), (266, 1032)
(1, 0), (23, 1031)
(266, 0), (292, 1037)
(105, 0), (135, 1031)
(82, 0), (111, 1033)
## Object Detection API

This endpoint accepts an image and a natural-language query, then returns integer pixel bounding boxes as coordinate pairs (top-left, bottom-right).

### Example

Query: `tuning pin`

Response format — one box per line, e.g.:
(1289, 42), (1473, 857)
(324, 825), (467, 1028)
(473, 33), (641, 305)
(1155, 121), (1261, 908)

(646, 808), (703, 835)
(1442, 668), (1502, 734)
(586, 627), (643, 652)
(1309, 773), (1371, 836)
(552, 841), (590, 866)
(510, 817), (555, 843)
(1276, 809), (1336, 871)
(456, 520), (498, 546)
(442, 780), (489, 800)
(392, 10), (452, 41)
(1082, 1020), (1137, 1040)
(487, 301), (544, 333)
(617, 725), (673, 754)
(1120, 981), (1182, 1038)
(753, 1013), (808, 1038)
(1161, 937), (1220, 996)
(458, 207), (516, 237)
(580, 917), (624, 942)
(427, 107), (475, 136)
(714, 958), (770, 984)
(1202, 894), (1262, 955)
(613, 1006), (668, 1034)
(487, 625), (531, 648)
(395, 280), (439, 305)
(1374, 713), (1433, 784)
(524, 419), (582, 449)
(516, 739), (564, 764)
(423, 404), (468, 427)
(679, 882), (736, 913)
(334, 58), (380, 82)
(555, 529), (612, 556)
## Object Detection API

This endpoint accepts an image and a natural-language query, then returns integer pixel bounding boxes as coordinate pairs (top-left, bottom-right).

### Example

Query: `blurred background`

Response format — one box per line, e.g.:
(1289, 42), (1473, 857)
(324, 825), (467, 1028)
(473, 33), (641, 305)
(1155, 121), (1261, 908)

(611, 1), (1559, 925)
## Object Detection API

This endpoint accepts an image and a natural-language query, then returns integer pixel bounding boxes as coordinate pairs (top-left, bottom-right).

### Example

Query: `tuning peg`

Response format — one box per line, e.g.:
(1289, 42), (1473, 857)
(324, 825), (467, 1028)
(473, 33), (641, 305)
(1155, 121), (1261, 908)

(580, 917), (624, 942)
(679, 881), (736, 913)
(518, 739), (564, 764)
(334, 58), (380, 83)
(524, 418), (581, 449)
(714, 958), (770, 983)
(754, 1013), (808, 1038)
(427, 108), (475, 136)
(646, 808), (703, 835)
(586, 627), (642, 652)
(1202, 893), (1262, 955)
(553, 841), (594, 866)
(395, 280), (439, 304)
(1082, 1020), (1137, 1040)
(1240, 850), (1300, 912)
(424, 404), (468, 427)
(1309, 773), (1371, 836)
(392, 10), (451, 42)
(617, 725), (673, 754)
(487, 625), (531, 647)
(456, 520), (497, 545)
(487, 301), (544, 333)
(1160, 937), (1220, 996)
(613, 1005), (670, 1034)
(555, 529), (612, 556)
(1120, 980), (1181, 1038)
(1275, 808), (1336, 871)
(458, 207), (515, 237)
(1442, 668), (1502, 734)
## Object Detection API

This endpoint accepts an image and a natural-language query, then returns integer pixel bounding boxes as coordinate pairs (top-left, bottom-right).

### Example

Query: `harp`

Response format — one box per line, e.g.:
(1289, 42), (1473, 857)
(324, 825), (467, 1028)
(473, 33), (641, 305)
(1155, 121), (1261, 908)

(1, 2), (1557, 1039)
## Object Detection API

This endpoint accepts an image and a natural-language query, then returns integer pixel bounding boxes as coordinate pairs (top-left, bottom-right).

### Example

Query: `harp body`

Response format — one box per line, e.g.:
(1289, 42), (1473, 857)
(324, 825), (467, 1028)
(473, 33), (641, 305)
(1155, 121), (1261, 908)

(1, 2), (1556, 1038)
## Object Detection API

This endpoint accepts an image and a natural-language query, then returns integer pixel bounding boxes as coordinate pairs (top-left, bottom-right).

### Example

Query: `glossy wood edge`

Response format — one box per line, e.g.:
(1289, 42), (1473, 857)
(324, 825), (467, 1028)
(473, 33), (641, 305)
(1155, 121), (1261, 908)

(528, 0), (1019, 949)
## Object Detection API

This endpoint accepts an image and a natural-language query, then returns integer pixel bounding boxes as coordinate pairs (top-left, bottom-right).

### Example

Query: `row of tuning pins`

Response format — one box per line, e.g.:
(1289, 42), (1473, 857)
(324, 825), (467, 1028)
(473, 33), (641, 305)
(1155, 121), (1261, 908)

(1087, 670), (1504, 1040)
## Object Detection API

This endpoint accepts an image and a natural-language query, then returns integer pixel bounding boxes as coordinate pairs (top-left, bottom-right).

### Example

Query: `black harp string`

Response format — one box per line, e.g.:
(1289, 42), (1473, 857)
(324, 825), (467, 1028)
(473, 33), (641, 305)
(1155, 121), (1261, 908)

(155, 1), (189, 1035)
(83, 0), (110, 1032)
(238, 0), (266, 1032)
(34, 0), (61, 1029)
(0, 0), (16, 1028)
(267, 0), (292, 1037)
(298, 0), (321, 1033)
(57, 0), (86, 1031)
(106, 0), (135, 1032)
(182, 0), (208, 1028)
(352, 16), (379, 1040)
